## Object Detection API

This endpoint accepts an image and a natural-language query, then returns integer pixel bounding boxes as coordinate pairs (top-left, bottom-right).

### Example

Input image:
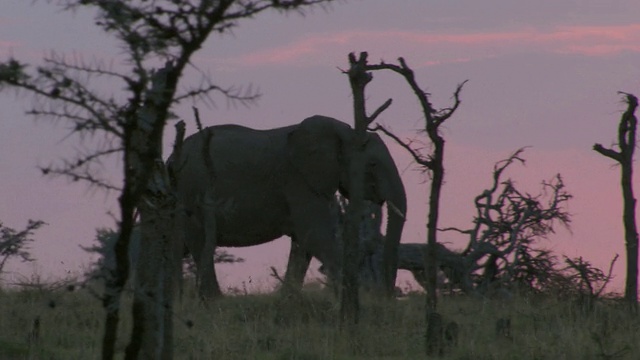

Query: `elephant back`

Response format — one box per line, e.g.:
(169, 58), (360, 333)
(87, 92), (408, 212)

(168, 124), (291, 219)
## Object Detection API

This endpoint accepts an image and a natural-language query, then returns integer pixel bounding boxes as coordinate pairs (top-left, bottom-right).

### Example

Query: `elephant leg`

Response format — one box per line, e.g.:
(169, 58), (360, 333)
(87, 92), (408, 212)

(191, 245), (221, 299)
(282, 239), (312, 292)
(202, 195), (222, 299)
(172, 205), (188, 302)
(195, 253), (220, 299)
(287, 197), (340, 290)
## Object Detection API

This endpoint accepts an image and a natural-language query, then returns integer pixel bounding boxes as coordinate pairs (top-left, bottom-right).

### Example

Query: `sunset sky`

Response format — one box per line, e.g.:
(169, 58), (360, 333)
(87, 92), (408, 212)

(1, 1), (640, 292)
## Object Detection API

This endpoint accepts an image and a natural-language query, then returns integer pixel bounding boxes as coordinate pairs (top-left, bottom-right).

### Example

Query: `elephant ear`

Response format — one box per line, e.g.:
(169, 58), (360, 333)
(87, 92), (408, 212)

(287, 116), (350, 196)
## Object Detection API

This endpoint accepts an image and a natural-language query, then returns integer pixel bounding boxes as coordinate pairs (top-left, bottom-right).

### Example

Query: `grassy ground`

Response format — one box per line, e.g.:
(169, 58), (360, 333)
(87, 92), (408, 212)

(0, 282), (638, 359)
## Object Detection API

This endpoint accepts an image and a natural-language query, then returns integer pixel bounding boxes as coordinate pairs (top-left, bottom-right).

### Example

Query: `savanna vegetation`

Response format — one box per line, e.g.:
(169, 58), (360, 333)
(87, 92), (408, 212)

(1, 280), (638, 360)
(1, 1), (639, 359)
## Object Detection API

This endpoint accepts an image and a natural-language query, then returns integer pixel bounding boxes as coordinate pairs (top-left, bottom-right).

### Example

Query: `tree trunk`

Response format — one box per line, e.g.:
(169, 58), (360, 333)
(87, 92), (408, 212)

(124, 63), (178, 360)
(594, 93), (638, 310)
(621, 160), (638, 305)
(102, 193), (136, 360)
(126, 184), (175, 360)
(340, 52), (368, 326)
(425, 138), (444, 312)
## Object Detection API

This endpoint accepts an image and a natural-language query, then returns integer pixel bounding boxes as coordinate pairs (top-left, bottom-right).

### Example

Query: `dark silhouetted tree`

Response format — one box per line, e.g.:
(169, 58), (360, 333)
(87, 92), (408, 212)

(439, 149), (571, 293)
(594, 92), (639, 309)
(340, 52), (393, 326)
(367, 58), (466, 314)
(360, 56), (464, 355)
(0, 220), (45, 275)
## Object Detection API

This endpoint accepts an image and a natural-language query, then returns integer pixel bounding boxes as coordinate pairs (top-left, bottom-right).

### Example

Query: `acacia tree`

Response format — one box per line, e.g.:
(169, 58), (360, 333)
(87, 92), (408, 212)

(594, 93), (639, 309)
(0, 220), (45, 276)
(0, 1), (334, 359)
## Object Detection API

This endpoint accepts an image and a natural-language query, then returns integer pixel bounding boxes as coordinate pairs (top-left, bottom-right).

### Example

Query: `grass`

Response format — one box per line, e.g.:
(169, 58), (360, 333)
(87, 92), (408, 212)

(0, 282), (638, 359)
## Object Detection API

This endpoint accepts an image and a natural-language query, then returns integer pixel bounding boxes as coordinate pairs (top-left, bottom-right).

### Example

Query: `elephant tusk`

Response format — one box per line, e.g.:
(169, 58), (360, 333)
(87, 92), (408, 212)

(386, 200), (405, 220)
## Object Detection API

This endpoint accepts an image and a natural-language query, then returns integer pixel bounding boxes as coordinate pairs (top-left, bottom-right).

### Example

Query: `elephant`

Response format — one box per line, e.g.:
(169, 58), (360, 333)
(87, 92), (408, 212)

(167, 115), (407, 298)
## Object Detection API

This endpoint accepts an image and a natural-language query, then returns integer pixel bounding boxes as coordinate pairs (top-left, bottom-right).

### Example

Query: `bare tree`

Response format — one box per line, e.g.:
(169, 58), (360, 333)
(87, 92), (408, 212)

(397, 150), (573, 298)
(562, 254), (618, 311)
(336, 54), (463, 354)
(340, 52), (393, 326)
(593, 93), (639, 309)
(366, 58), (463, 356)
(367, 58), (466, 313)
(0, 220), (45, 276)
(441, 149), (572, 293)
(0, 1), (335, 358)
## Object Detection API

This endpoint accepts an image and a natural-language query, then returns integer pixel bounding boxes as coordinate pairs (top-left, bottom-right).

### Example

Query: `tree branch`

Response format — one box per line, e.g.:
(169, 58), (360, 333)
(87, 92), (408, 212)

(593, 144), (622, 161)
(371, 123), (433, 168)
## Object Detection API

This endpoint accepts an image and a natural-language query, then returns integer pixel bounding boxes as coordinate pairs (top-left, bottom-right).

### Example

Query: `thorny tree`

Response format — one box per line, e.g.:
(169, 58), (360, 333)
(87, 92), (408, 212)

(0, 220), (45, 275)
(0, 1), (334, 359)
(594, 92), (639, 309)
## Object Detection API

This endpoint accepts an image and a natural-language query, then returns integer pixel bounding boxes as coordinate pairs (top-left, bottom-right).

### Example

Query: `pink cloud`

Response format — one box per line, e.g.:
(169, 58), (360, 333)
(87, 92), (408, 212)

(0, 40), (20, 50)
(221, 24), (640, 68)
(560, 43), (640, 56)
(229, 32), (353, 66)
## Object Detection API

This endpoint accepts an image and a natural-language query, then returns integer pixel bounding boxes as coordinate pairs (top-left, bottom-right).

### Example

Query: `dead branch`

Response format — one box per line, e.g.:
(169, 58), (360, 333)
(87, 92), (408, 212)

(193, 106), (204, 132)
(369, 98), (393, 124)
(596, 254), (619, 297)
(371, 124), (433, 168)
(270, 266), (286, 285)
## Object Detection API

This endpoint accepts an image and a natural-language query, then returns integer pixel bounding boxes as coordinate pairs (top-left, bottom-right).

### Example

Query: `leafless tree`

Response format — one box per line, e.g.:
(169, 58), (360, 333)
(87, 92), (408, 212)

(367, 58), (466, 312)
(393, 150), (611, 303)
(0, 1), (335, 359)
(440, 149), (572, 294)
(562, 254), (618, 311)
(593, 92), (639, 309)
(338, 53), (464, 355)
(399, 160), (613, 304)
(340, 52), (393, 326)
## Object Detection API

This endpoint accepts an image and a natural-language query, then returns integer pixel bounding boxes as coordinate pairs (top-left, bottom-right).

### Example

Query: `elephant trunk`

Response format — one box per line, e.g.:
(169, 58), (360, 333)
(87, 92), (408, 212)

(382, 170), (407, 297)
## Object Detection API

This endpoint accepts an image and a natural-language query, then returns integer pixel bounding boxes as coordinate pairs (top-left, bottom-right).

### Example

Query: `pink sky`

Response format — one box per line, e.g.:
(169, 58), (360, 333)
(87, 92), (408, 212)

(1, 1), (640, 293)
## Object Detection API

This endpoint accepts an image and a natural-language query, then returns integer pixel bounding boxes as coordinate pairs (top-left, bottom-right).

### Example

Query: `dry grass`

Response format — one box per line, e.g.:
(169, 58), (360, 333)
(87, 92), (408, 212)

(0, 282), (638, 359)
